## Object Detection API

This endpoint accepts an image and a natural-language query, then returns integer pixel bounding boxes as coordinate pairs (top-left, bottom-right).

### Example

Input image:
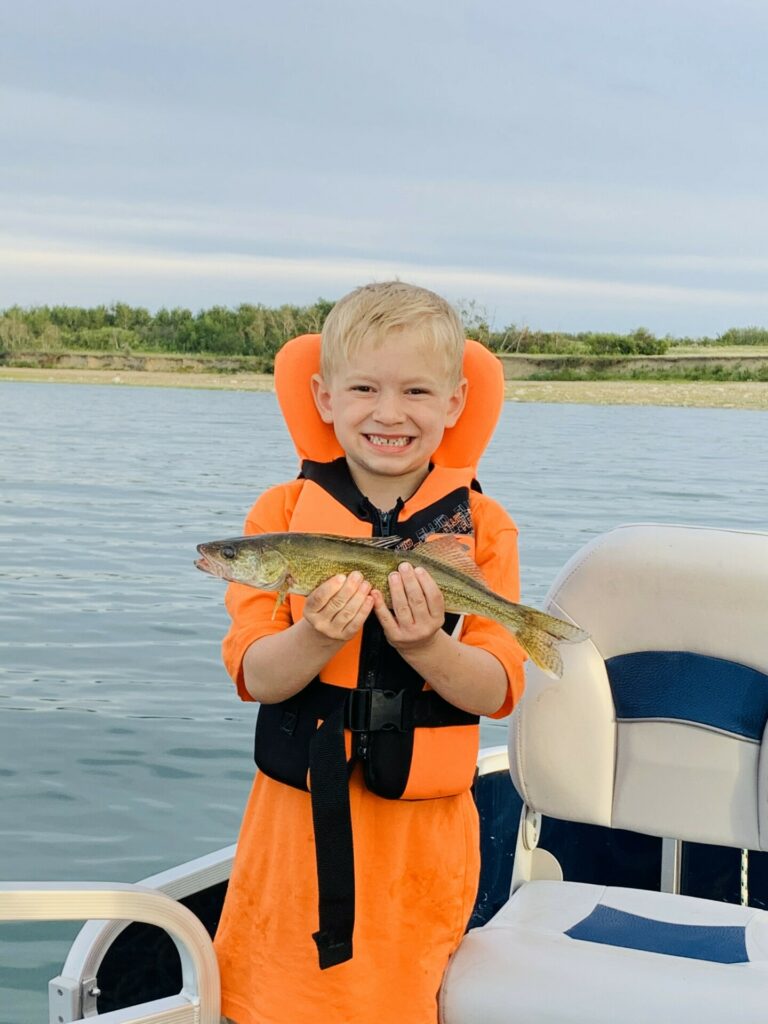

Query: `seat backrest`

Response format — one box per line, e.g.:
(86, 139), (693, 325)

(509, 524), (768, 850)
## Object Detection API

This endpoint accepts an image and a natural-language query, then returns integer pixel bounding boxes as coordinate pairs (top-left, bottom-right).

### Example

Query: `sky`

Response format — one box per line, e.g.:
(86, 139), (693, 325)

(2, 0), (768, 335)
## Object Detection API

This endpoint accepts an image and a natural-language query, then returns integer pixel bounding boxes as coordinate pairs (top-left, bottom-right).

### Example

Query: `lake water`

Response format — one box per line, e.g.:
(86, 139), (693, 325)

(0, 381), (766, 1021)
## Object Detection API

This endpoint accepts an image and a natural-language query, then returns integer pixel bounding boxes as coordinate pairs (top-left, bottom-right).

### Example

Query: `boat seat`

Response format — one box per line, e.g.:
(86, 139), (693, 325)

(441, 524), (768, 1024)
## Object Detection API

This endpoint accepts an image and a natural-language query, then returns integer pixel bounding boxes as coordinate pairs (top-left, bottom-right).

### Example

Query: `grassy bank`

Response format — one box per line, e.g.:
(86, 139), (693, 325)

(6, 348), (768, 383)
(2, 366), (766, 410)
(495, 352), (768, 382)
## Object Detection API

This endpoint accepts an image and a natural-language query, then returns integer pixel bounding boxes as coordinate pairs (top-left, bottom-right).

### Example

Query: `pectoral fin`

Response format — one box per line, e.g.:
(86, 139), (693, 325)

(271, 586), (289, 620)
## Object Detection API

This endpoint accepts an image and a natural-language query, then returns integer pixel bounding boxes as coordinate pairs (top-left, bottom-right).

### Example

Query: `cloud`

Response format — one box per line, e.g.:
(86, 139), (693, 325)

(3, 238), (767, 329)
(2, 0), (768, 334)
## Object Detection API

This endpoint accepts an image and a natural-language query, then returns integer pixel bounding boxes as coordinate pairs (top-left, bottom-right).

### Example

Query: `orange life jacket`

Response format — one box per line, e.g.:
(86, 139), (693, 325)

(255, 333), (504, 968)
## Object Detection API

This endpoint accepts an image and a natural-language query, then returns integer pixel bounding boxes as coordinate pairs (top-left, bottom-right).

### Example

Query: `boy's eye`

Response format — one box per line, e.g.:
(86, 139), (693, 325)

(351, 385), (374, 393)
(406, 388), (429, 395)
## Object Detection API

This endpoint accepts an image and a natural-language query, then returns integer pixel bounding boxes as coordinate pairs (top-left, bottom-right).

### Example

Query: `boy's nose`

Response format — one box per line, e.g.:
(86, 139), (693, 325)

(372, 393), (405, 423)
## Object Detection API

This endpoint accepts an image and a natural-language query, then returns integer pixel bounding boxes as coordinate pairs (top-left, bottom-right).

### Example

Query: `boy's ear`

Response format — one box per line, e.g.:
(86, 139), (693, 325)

(311, 373), (335, 424)
(444, 377), (468, 428)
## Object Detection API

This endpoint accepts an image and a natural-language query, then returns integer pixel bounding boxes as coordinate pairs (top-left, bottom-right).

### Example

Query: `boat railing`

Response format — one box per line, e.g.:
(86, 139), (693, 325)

(0, 881), (220, 1023)
(51, 845), (235, 1019)
(475, 744), (509, 776)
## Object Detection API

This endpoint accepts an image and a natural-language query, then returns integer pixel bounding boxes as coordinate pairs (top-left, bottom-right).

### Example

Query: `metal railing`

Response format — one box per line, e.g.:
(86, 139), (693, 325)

(0, 882), (220, 1024)
(53, 846), (235, 1019)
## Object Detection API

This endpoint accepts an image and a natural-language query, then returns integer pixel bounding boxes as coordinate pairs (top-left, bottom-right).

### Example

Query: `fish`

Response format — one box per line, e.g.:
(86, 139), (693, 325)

(195, 531), (589, 678)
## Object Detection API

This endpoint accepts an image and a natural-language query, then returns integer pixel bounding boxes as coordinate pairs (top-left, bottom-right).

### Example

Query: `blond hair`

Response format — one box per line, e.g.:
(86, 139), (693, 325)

(320, 281), (465, 386)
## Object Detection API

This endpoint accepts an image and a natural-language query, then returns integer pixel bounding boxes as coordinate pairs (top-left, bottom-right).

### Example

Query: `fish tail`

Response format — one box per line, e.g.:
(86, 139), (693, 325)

(488, 600), (588, 679)
(514, 625), (563, 679)
(515, 606), (589, 644)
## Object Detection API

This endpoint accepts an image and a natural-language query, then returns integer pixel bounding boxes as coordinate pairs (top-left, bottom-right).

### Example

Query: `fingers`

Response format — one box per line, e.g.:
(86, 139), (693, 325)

(392, 563), (444, 618)
(387, 567), (416, 623)
(373, 563), (445, 651)
(371, 588), (398, 629)
(304, 572), (373, 640)
(304, 573), (346, 612)
(329, 572), (372, 628)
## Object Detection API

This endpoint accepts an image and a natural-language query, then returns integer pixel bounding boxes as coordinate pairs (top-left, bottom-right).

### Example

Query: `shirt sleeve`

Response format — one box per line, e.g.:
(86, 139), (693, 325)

(460, 492), (526, 718)
(221, 481), (303, 701)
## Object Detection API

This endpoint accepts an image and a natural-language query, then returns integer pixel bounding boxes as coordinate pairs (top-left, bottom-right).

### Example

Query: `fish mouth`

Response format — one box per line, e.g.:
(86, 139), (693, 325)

(195, 546), (224, 578)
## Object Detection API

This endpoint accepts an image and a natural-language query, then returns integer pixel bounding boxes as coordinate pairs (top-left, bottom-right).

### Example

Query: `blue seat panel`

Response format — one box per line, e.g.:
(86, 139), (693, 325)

(566, 904), (749, 963)
(605, 651), (768, 740)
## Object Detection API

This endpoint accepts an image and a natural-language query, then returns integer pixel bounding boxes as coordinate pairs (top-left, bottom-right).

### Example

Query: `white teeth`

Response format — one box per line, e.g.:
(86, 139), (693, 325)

(367, 435), (410, 447)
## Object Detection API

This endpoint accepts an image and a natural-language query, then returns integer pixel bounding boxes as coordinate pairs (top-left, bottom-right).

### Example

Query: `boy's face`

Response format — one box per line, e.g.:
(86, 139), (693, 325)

(311, 329), (467, 502)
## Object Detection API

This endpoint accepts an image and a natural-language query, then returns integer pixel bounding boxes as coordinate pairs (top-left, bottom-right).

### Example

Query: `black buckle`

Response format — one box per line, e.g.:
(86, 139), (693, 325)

(347, 689), (405, 732)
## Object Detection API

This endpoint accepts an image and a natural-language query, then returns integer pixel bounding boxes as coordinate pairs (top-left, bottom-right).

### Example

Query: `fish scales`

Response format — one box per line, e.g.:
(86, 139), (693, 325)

(281, 535), (519, 620)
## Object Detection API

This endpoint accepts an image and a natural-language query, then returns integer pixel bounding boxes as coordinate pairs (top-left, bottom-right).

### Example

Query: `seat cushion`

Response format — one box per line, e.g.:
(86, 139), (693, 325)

(440, 881), (768, 1024)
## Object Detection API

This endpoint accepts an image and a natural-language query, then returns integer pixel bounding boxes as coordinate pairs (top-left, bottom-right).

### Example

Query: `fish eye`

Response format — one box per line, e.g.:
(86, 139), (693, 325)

(221, 545), (236, 559)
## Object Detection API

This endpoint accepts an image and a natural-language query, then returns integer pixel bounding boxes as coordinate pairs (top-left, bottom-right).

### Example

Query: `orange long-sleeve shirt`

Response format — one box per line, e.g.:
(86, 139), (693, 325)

(214, 480), (524, 1024)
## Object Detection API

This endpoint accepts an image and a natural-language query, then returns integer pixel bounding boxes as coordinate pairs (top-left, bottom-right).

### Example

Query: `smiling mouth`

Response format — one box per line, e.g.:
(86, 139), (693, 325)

(365, 434), (412, 448)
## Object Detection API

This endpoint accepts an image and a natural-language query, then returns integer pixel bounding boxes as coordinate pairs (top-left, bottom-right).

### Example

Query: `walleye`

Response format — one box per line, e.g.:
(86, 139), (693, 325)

(195, 532), (588, 678)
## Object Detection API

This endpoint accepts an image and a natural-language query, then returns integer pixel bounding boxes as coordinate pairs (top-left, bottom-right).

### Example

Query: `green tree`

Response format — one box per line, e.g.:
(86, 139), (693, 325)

(716, 326), (768, 346)
(0, 312), (32, 351)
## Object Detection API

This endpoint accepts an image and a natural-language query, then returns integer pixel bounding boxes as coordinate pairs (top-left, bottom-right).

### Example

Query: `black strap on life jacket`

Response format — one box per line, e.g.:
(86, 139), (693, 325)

(309, 701), (355, 967)
(306, 682), (478, 967)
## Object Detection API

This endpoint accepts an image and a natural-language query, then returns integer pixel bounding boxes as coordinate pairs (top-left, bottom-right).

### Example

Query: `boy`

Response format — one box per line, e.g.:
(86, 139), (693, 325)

(214, 281), (525, 1024)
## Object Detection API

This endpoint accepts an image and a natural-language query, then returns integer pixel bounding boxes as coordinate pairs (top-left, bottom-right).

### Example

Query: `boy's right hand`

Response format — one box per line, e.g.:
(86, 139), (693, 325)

(302, 571), (374, 643)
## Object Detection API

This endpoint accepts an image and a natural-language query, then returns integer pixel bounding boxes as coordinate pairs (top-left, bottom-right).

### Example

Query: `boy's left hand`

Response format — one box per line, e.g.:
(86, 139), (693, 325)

(372, 562), (445, 652)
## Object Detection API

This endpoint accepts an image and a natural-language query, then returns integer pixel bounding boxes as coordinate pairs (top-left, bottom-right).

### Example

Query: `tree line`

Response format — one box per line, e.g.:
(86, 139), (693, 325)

(1, 300), (766, 369)
(456, 301), (768, 356)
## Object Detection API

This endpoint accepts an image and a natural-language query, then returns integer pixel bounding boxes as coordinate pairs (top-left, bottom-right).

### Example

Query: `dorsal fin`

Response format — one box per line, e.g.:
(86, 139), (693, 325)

(317, 534), (404, 550)
(413, 535), (489, 585)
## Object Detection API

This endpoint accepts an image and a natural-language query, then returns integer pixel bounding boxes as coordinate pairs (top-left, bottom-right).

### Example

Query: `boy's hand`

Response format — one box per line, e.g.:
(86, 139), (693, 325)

(303, 571), (373, 643)
(372, 562), (445, 652)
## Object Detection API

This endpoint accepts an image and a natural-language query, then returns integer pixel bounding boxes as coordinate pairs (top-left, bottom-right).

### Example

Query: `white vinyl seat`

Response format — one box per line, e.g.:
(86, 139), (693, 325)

(444, 882), (768, 1023)
(441, 524), (768, 1024)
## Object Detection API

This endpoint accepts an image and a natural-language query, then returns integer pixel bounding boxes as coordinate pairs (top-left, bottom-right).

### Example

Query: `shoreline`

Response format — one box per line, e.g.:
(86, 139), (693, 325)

(1, 366), (766, 409)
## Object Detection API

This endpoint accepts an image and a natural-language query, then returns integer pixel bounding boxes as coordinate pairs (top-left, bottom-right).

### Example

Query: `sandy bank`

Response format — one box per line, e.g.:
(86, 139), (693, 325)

(1, 366), (766, 410)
